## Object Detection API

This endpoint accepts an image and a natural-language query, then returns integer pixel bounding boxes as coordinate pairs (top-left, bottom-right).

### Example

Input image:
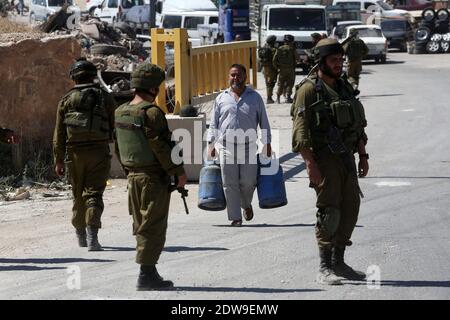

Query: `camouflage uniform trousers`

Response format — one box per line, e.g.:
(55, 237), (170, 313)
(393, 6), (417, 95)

(276, 67), (296, 98)
(347, 60), (362, 87)
(66, 143), (111, 229)
(263, 65), (278, 98)
(314, 153), (360, 250)
(127, 171), (171, 266)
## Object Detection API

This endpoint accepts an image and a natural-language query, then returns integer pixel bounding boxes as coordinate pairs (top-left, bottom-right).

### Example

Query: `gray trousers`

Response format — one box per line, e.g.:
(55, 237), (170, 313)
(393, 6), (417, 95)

(217, 142), (258, 221)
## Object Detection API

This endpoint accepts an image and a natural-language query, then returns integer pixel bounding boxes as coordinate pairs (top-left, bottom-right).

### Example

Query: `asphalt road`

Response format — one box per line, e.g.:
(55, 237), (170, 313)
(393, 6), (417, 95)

(1, 51), (449, 300)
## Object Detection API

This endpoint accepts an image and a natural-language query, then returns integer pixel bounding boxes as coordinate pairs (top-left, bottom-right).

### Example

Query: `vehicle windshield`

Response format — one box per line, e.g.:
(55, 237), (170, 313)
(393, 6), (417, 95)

(269, 8), (326, 31)
(121, 0), (144, 9)
(48, 0), (73, 6)
(351, 28), (382, 37)
(381, 20), (407, 31)
(163, 15), (182, 28)
(377, 0), (394, 10)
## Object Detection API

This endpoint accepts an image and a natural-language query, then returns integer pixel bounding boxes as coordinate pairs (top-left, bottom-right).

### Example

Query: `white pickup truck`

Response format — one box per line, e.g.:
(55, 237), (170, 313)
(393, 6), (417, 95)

(260, 3), (328, 70)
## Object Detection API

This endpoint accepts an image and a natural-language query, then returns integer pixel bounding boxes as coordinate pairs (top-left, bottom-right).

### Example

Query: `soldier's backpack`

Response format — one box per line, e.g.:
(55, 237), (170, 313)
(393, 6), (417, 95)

(258, 47), (273, 64)
(276, 46), (293, 68)
(64, 87), (110, 143)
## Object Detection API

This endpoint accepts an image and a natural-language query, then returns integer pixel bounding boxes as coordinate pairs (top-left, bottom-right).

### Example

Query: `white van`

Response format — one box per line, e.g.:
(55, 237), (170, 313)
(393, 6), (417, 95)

(332, 0), (408, 21)
(161, 10), (219, 39)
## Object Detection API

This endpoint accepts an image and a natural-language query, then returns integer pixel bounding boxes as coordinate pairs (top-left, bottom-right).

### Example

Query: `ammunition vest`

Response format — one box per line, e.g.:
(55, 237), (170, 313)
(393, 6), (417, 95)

(294, 76), (367, 153)
(114, 102), (157, 168)
(63, 86), (110, 144)
(276, 45), (295, 68)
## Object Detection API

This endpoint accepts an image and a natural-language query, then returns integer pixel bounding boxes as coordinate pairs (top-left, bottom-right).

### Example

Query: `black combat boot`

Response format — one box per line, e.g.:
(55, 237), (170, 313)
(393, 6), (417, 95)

(266, 97), (275, 104)
(276, 95), (281, 104)
(285, 96), (293, 103)
(86, 225), (103, 251)
(316, 247), (342, 285)
(75, 228), (87, 247)
(332, 246), (366, 281)
(137, 265), (174, 291)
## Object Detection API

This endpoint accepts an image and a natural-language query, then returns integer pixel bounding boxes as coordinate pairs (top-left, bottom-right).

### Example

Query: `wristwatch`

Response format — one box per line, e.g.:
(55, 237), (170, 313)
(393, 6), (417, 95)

(359, 153), (369, 160)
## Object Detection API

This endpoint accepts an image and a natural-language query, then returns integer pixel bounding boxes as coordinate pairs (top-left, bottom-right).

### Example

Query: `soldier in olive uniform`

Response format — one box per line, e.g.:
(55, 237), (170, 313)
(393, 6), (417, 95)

(53, 58), (116, 251)
(303, 33), (323, 74)
(114, 63), (187, 290)
(291, 39), (369, 285)
(273, 34), (297, 104)
(259, 35), (278, 104)
(0, 127), (18, 144)
(343, 29), (369, 89)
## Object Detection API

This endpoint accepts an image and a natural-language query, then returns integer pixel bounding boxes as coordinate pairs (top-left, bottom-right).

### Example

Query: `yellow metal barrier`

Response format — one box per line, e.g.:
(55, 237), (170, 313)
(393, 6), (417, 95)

(151, 28), (257, 114)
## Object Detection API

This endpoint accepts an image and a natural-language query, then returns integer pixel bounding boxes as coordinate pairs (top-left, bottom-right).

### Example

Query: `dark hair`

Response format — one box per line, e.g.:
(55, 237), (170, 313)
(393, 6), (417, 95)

(230, 64), (247, 75)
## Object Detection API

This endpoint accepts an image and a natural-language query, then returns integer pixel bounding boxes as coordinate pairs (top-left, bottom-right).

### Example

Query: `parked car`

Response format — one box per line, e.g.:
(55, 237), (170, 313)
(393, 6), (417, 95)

(331, 20), (363, 39)
(389, 0), (432, 11)
(380, 18), (413, 51)
(333, 0), (409, 20)
(94, 0), (143, 25)
(29, 0), (80, 23)
(343, 24), (388, 62)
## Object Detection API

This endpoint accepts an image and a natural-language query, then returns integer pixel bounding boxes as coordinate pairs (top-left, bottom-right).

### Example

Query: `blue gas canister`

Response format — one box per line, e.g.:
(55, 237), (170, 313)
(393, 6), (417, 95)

(257, 155), (287, 209)
(198, 160), (226, 211)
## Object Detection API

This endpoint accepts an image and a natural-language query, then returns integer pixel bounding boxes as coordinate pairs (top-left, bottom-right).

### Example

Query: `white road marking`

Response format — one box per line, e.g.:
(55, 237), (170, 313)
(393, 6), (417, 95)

(375, 181), (411, 187)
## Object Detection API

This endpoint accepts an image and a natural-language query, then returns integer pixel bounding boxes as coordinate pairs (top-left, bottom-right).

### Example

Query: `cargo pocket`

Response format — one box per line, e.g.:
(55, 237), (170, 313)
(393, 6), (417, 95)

(331, 101), (352, 128)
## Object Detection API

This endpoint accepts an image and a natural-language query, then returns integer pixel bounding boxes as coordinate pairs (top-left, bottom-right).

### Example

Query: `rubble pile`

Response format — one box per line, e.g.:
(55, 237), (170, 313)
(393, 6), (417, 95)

(0, 18), (37, 35)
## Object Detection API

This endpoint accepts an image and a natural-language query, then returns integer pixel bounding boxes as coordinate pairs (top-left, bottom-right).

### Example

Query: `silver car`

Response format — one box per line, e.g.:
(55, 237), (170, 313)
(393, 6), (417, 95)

(29, 0), (80, 23)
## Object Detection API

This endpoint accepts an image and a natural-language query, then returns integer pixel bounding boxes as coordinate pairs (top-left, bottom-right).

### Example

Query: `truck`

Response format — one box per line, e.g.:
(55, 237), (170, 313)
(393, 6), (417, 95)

(259, 2), (328, 71)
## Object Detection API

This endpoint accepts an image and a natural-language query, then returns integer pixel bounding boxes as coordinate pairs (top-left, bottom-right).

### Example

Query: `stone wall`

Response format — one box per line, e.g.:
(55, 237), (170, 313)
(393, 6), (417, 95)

(0, 35), (82, 173)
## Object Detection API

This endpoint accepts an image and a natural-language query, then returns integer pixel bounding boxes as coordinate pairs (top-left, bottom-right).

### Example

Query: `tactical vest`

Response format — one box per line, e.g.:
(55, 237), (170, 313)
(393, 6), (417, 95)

(114, 102), (157, 168)
(276, 45), (294, 68)
(63, 87), (110, 143)
(293, 76), (366, 153)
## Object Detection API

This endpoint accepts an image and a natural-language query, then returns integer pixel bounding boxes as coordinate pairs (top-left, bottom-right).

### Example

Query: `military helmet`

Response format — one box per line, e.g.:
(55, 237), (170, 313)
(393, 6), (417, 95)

(130, 63), (165, 90)
(69, 58), (97, 80)
(314, 38), (344, 62)
(266, 35), (277, 44)
(284, 34), (294, 43)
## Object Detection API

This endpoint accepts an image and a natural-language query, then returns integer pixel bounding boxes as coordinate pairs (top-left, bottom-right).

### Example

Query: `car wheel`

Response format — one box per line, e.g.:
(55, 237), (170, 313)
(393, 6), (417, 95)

(415, 27), (432, 42)
(88, 6), (96, 16)
(374, 57), (380, 63)
(422, 7), (436, 22)
(431, 33), (443, 41)
(436, 21), (449, 34)
(426, 41), (440, 53)
(90, 44), (128, 56)
(436, 8), (449, 22)
(440, 41), (450, 53)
